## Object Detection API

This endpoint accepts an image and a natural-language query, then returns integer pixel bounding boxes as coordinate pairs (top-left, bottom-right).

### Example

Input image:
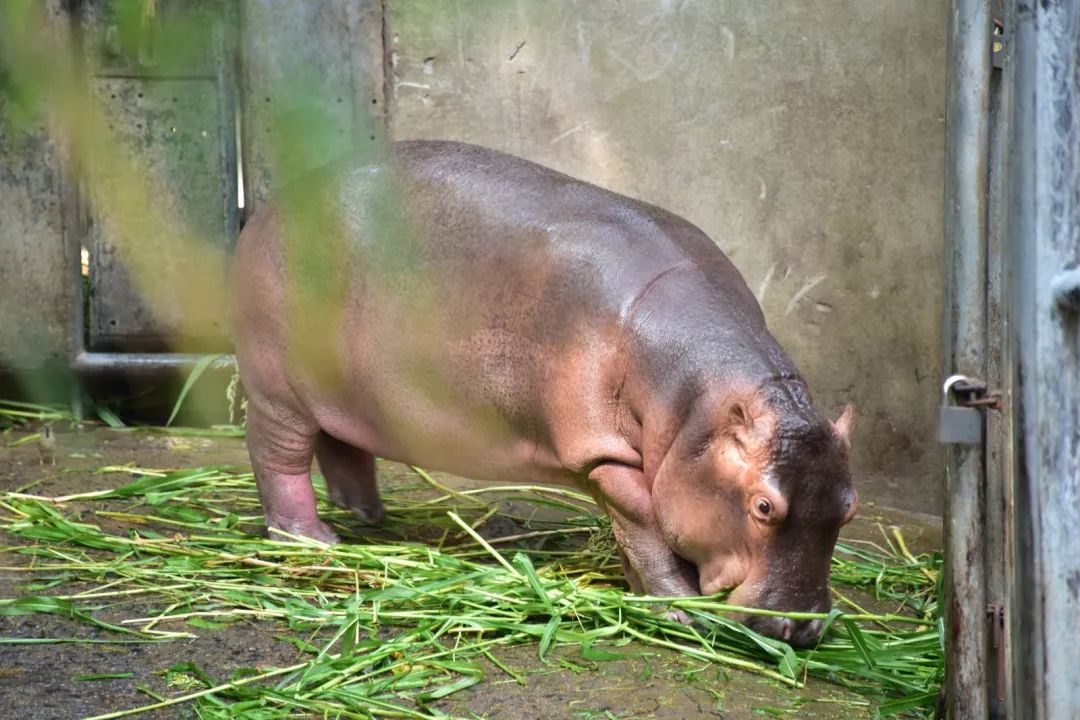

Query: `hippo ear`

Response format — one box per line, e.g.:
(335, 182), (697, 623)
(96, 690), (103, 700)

(832, 404), (855, 451)
(728, 401), (766, 457)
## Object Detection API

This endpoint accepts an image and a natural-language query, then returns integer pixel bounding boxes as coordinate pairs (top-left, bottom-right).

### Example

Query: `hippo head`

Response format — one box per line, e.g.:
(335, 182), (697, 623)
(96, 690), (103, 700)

(652, 382), (857, 647)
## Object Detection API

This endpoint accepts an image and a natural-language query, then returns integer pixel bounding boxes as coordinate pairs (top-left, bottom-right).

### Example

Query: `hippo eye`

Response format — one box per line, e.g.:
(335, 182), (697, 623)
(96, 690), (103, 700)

(751, 492), (787, 524)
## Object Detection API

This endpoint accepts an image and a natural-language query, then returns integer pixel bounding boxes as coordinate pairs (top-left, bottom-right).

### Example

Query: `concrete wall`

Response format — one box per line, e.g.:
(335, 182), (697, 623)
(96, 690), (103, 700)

(0, 1), (76, 372)
(386, 0), (947, 515)
(1, 1), (947, 514)
(0, 123), (75, 369)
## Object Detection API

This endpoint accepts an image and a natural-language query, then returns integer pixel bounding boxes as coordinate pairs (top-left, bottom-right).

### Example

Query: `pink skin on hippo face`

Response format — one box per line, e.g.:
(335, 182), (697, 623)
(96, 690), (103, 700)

(231, 140), (858, 648)
(651, 397), (858, 646)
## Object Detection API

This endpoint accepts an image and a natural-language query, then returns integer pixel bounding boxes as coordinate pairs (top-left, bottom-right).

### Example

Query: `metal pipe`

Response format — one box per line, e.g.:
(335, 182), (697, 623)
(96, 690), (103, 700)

(943, 0), (992, 717)
(71, 352), (236, 378)
(982, 1), (1012, 714)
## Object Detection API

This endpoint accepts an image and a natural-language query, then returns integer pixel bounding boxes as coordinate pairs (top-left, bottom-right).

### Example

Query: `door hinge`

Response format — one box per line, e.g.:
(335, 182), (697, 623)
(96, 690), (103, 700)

(987, 603), (1007, 706)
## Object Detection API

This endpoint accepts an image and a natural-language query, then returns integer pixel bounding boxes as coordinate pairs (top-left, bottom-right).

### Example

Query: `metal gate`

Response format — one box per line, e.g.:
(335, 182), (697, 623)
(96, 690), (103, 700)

(943, 1), (1080, 718)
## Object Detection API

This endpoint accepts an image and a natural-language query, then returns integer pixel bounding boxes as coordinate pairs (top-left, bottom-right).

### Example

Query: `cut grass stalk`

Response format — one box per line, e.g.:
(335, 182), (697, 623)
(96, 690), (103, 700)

(447, 510), (522, 579)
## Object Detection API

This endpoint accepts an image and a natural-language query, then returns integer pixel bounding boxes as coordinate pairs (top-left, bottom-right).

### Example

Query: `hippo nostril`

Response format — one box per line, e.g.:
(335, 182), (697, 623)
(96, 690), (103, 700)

(788, 618), (825, 648)
(779, 618), (793, 642)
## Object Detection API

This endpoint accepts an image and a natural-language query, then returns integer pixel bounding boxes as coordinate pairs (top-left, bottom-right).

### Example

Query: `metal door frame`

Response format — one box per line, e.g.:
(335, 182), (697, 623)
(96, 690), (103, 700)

(944, 1), (1080, 717)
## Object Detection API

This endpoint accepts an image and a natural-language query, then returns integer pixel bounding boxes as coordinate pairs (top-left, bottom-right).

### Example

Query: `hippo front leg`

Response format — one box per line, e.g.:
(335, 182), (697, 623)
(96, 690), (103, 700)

(589, 463), (700, 598)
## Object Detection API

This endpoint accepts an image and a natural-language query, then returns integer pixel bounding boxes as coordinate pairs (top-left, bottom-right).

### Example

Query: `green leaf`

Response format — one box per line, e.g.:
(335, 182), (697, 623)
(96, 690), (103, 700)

(538, 614), (561, 662)
(186, 617), (232, 629)
(876, 690), (939, 716)
(167, 354), (224, 427)
(776, 645), (802, 679)
(513, 552), (554, 613)
(166, 661), (216, 688)
(340, 619), (360, 656)
(580, 638), (624, 662)
(0, 596), (144, 637)
(73, 673), (135, 681)
(842, 617), (876, 669)
(159, 505), (210, 523)
(416, 671), (482, 702)
(94, 404), (126, 428)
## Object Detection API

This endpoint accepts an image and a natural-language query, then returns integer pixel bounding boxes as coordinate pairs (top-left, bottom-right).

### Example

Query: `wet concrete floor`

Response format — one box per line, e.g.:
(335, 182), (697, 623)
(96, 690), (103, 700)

(0, 427), (941, 719)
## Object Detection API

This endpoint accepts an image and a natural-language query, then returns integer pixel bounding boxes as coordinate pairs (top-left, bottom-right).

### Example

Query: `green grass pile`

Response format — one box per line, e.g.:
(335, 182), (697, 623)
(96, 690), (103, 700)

(0, 456), (942, 719)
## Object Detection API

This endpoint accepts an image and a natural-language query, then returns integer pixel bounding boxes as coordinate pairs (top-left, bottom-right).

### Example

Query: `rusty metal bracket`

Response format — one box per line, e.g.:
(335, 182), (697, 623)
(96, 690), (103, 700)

(950, 378), (1003, 410)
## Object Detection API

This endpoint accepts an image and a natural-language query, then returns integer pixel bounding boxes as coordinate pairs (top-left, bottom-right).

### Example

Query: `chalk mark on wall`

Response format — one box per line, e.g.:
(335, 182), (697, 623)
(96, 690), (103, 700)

(785, 275), (826, 315)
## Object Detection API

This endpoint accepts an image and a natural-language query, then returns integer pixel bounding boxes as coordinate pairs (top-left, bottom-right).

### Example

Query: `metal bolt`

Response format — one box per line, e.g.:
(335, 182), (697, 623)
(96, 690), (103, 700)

(1051, 268), (1080, 313)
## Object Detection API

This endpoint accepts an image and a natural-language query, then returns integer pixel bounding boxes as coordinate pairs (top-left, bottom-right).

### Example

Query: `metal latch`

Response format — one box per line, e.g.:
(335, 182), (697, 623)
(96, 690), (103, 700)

(987, 603), (1007, 705)
(949, 377), (1002, 409)
(938, 375), (1001, 445)
(992, 17), (1006, 70)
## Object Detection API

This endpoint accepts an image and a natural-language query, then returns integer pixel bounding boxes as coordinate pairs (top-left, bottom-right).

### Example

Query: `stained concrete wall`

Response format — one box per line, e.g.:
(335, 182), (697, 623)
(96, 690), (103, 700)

(0, 1), (76, 372)
(1, 1), (947, 514)
(386, 1), (947, 515)
(0, 123), (75, 370)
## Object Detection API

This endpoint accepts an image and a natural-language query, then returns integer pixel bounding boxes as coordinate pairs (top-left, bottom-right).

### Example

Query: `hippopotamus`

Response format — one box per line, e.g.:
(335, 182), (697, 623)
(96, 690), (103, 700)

(231, 140), (858, 647)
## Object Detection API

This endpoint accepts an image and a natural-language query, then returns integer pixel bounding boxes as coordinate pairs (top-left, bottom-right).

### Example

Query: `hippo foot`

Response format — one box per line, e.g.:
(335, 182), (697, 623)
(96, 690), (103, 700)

(350, 502), (386, 526)
(266, 518), (340, 545)
(328, 489), (386, 526)
(315, 434), (384, 526)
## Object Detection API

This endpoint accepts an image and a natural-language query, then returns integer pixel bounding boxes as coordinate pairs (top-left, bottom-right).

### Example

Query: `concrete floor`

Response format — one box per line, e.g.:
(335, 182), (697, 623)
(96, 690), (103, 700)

(0, 426), (941, 719)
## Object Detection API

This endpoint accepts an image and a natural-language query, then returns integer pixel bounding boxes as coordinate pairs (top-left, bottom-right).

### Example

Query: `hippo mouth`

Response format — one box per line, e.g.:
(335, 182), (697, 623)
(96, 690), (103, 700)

(668, 550), (704, 595)
(741, 613), (825, 648)
(665, 556), (824, 646)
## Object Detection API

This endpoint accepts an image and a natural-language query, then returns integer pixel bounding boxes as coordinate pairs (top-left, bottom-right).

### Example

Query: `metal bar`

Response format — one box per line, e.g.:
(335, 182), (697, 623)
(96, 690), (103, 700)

(66, 0), (89, 421)
(983, 0), (1012, 714)
(71, 352), (236, 378)
(943, 0), (992, 717)
(1006, 1), (1080, 717)
(1004, 4), (1041, 718)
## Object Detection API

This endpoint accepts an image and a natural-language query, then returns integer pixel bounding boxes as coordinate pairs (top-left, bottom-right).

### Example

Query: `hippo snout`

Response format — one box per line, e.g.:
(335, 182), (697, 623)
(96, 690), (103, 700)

(742, 614), (824, 648)
(727, 583), (831, 647)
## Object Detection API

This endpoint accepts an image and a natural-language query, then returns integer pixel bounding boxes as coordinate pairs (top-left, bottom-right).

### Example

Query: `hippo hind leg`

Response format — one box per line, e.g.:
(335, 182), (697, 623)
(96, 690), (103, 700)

(245, 401), (338, 544)
(315, 432), (386, 526)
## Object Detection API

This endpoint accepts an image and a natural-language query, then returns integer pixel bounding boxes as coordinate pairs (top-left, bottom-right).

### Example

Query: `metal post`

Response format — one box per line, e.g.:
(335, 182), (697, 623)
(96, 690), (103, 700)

(983, 1), (1012, 716)
(943, 0), (991, 717)
(1005, 1), (1080, 718)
